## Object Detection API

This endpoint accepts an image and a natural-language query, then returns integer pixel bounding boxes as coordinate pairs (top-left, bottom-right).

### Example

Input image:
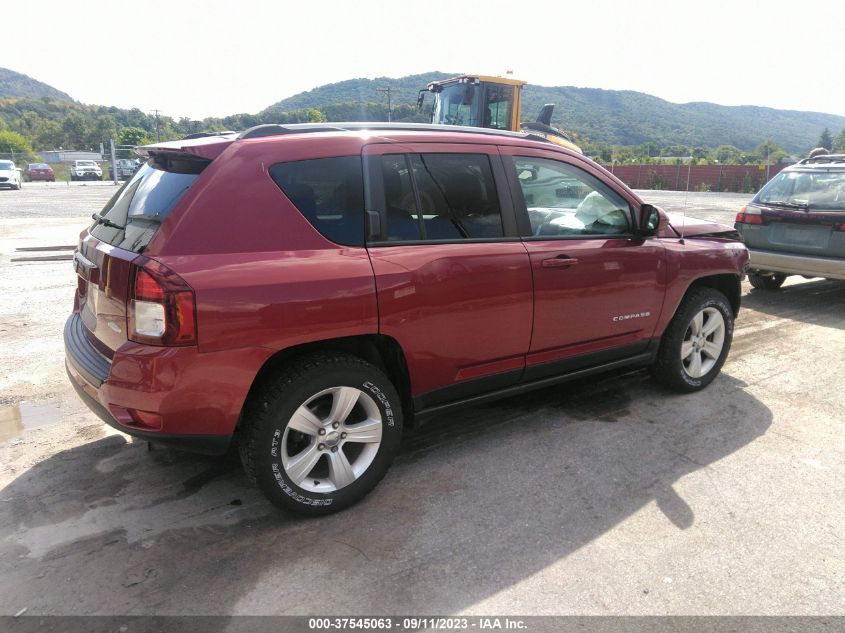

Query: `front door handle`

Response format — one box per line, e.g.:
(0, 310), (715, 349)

(541, 256), (579, 269)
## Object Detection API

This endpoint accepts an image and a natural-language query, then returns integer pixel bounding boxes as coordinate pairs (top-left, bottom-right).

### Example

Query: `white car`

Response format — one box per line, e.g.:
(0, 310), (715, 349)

(70, 160), (103, 181)
(0, 160), (22, 190)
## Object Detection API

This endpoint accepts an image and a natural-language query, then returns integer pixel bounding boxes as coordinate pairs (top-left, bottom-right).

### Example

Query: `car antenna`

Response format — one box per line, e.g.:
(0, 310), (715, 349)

(678, 155), (692, 245)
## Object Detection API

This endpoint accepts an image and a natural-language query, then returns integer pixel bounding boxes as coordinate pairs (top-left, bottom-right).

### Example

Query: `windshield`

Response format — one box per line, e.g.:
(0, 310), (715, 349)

(431, 82), (481, 127)
(0, 161), (14, 170)
(755, 169), (845, 210)
(77, 161), (96, 167)
(30, 163), (49, 169)
(90, 160), (204, 253)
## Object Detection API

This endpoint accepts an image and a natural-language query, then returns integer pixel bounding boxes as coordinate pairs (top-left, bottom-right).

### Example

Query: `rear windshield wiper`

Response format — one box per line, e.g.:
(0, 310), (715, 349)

(762, 200), (809, 210)
(91, 213), (125, 230)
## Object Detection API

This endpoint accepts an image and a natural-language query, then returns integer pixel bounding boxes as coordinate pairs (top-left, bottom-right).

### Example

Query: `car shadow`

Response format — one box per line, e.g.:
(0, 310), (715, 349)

(0, 369), (771, 615)
(742, 278), (845, 330)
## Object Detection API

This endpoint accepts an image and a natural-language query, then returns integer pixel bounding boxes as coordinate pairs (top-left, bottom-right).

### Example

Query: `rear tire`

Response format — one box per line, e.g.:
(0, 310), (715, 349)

(240, 353), (403, 516)
(652, 287), (734, 392)
(748, 272), (786, 290)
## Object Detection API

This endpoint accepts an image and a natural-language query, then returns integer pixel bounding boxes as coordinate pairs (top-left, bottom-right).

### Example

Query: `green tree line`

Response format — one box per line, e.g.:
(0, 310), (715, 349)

(2, 96), (844, 164)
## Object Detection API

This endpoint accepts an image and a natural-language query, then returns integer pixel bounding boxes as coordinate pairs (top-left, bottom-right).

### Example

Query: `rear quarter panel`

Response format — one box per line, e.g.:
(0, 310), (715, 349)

(145, 136), (378, 355)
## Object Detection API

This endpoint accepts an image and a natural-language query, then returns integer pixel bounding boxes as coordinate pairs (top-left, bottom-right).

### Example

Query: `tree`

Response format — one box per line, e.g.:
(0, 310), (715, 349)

(753, 139), (786, 164)
(118, 127), (152, 147)
(0, 130), (36, 161)
(818, 128), (833, 150)
(33, 120), (62, 150)
(834, 128), (845, 153)
(305, 108), (326, 123)
(60, 112), (91, 149)
(709, 145), (743, 164)
(87, 115), (118, 148)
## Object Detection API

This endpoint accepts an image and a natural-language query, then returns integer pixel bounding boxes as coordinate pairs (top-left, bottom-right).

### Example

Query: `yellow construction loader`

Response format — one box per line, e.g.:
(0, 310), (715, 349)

(417, 74), (582, 153)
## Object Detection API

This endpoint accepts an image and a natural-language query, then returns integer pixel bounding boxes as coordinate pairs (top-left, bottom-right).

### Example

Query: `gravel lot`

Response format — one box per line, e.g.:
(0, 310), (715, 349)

(0, 185), (842, 616)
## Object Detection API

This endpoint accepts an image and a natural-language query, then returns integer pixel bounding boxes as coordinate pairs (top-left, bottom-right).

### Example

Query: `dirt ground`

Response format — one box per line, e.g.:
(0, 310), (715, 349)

(0, 184), (842, 616)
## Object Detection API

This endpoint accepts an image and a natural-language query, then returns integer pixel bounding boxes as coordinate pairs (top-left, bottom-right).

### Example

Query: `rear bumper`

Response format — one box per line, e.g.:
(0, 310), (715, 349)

(66, 364), (231, 454)
(748, 249), (845, 281)
(64, 312), (272, 455)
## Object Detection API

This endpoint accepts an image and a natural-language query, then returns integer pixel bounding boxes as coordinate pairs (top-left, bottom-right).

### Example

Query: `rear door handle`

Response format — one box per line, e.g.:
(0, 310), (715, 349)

(541, 256), (579, 269)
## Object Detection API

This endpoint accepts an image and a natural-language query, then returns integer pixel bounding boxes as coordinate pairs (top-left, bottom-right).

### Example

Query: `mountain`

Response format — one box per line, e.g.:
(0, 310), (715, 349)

(0, 67), (72, 101)
(265, 72), (845, 152)
(264, 72), (451, 113)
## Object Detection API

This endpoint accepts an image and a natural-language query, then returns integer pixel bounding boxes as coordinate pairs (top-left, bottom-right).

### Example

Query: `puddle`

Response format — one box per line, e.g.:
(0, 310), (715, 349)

(0, 402), (63, 442)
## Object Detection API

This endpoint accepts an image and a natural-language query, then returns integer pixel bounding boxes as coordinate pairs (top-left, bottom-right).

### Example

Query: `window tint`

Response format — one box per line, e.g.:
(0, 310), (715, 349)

(512, 157), (631, 237)
(380, 154), (425, 241)
(270, 156), (365, 246)
(91, 159), (203, 253)
(379, 153), (504, 241)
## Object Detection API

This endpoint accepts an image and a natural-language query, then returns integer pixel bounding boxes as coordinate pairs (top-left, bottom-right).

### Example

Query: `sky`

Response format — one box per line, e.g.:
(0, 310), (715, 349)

(9, 0), (845, 120)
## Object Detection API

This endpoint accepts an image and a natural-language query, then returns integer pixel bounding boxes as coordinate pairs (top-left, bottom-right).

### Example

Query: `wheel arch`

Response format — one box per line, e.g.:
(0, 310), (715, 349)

(239, 334), (415, 433)
(686, 273), (742, 316)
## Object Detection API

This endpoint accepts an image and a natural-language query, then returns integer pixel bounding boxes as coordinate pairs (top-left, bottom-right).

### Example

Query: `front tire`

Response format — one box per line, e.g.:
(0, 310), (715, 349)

(240, 353), (403, 516)
(652, 287), (734, 392)
(748, 272), (786, 290)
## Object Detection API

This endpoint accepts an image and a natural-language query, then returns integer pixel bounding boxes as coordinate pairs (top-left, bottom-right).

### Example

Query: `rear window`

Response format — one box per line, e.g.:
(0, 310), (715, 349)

(90, 157), (206, 253)
(269, 156), (364, 246)
(755, 169), (845, 210)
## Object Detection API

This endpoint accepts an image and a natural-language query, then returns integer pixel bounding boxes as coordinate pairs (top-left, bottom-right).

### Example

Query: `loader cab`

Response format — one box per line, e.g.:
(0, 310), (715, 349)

(418, 74), (583, 154)
(419, 75), (524, 132)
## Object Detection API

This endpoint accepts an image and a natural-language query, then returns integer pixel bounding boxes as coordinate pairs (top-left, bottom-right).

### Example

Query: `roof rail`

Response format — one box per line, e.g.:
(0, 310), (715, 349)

(797, 153), (845, 165)
(181, 131), (236, 140)
(237, 122), (539, 142)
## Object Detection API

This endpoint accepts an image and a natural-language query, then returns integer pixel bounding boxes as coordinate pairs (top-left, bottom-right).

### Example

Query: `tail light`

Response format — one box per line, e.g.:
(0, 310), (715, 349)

(735, 205), (763, 225)
(128, 257), (196, 346)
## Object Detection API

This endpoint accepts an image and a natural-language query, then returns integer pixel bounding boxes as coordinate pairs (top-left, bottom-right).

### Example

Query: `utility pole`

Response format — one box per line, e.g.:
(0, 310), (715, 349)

(766, 147), (770, 181)
(376, 87), (393, 122)
(152, 109), (161, 142)
(110, 139), (118, 185)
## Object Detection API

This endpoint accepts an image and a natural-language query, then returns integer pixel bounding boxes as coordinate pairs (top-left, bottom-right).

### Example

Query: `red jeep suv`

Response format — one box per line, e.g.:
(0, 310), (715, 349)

(65, 123), (748, 515)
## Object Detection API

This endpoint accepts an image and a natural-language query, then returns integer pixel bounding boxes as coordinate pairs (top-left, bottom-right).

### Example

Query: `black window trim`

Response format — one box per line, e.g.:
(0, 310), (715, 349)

(363, 145), (520, 246)
(502, 154), (639, 241)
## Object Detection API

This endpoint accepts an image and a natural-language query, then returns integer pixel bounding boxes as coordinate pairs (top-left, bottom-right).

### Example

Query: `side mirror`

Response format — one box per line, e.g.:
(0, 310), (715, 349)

(639, 204), (664, 237)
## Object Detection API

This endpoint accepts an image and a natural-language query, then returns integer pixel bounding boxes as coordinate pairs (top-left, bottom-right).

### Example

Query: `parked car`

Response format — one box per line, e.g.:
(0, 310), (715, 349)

(65, 123), (748, 515)
(735, 154), (845, 288)
(26, 162), (56, 182)
(115, 158), (139, 180)
(0, 160), (22, 190)
(70, 160), (103, 181)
